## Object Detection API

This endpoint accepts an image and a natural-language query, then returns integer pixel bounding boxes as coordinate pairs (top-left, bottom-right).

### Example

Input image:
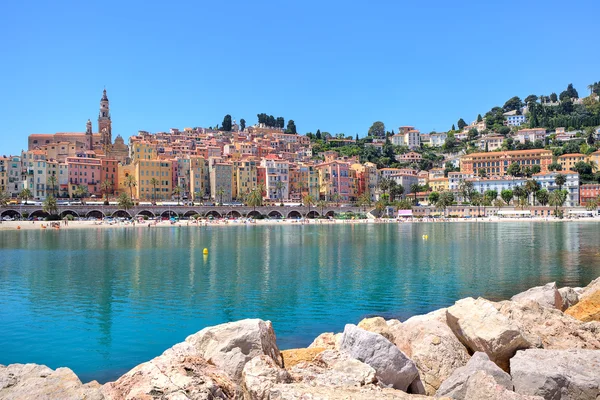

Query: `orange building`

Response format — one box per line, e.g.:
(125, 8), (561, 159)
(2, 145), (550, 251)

(580, 184), (600, 206)
(460, 149), (553, 176)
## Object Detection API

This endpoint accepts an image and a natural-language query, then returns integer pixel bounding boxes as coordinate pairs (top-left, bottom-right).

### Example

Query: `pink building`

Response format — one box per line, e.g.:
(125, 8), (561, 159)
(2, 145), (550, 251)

(66, 155), (102, 197)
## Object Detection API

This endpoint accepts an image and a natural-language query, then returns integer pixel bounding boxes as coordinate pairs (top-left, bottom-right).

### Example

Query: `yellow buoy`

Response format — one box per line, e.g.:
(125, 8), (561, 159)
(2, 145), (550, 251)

(203, 248), (208, 255)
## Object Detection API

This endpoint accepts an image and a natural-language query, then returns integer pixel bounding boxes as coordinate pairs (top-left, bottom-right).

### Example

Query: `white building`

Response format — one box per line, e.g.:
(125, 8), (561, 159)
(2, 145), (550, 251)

(389, 173), (419, 194)
(448, 172), (474, 191)
(391, 128), (421, 150)
(261, 155), (289, 201)
(429, 132), (447, 147)
(515, 129), (546, 144)
(533, 172), (579, 207)
(505, 114), (526, 126)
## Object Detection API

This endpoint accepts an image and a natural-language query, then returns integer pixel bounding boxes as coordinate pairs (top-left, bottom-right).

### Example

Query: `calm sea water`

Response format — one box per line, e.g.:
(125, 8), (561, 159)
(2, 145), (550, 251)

(1, 222), (599, 383)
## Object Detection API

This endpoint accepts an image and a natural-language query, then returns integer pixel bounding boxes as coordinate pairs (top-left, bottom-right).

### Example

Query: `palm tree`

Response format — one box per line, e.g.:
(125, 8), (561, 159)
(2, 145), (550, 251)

(74, 184), (88, 200)
(19, 188), (32, 205)
(275, 180), (285, 203)
(331, 193), (341, 207)
(316, 200), (327, 217)
(302, 194), (315, 217)
(554, 174), (566, 191)
(100, 180), (113, 205)
(42, 195), (58, 217)
(524, 180), (540, 206)
(47, 175), (58, 198)
(549, 190), (567, 217)
(410, 183), (420, 203)
(246, 188), (263, 212)
(0, 191), (9, 224)
(389, 182), (404, 202)
(124, 175), (137, 200)
(173, 185), (182, 205)
(378, 177), (392, 197)
(149, 178), (159, 203)
(117, 192), (134, 212)
(585, 197), (598, 211)
(357, 192), (372, 211)
(216, 187), (225, 205)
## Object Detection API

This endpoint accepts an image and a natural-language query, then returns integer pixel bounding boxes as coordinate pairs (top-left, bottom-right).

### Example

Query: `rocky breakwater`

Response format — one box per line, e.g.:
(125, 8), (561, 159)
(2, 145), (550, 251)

(1, 278), (600, 400)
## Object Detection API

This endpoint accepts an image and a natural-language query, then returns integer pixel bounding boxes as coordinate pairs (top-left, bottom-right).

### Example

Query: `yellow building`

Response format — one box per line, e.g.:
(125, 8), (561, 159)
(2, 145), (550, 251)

(135, 160), (172, 201)
(235, 159), (258, 200)
(130, 141), (157, 164)
(117, 164), (136, 197)
(189, 156), (209, 201)
(558, 153), (586, 171)
(429, 177), (449, 192)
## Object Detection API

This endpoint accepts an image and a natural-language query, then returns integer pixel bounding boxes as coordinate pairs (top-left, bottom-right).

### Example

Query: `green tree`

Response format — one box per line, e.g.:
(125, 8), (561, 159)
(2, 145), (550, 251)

(47, 175), (58, 198)
(550, 92), (558, 102)
(536, 189), (549, 206)
(554, 174), (566, 190)
(549, 189), (568, 216)
(246, 188), (263, 212)
(503, 96), (523, 112)
(513, 186), (526, 203)
(428, 191), (440, 205)
(459, 180), (476, 204)
(331, 193), (341, 207)
(484, 190), (498, 203)
(19, 188), (32, 205)
(457, 118), (467, 130)
(125, 175), (137, 199)
(74, 184), (88, 200)
(315, 129), (322, 140)
(478, 168), (487, 178)
(173, 185), (183, 205)
(216, 187), (225, 205)
(436, 191), (455, 214)
(524, 94), (538, 104)
(42, 195), (58, 216)
(368, 121), (385, 138)
(389, 182), (404, 202)
(240, 118), (246, 132)
(501, 189), (513, 205)
(410, 183), (420, 202)
(507, 162), (521, 177)
(117, 192), (134, 211)
(357, 192), (372, 211)
(302, 194), (315, 215)
(524, 180), (540, 205)
(378, 177), (392, 197)
(285, 120), (297, 134)
(150, 178), (159, 202)
(548, 162), (562, 171)
(477, 114), (483, 123)
(221, 114), (232, 131)
(100, 180), (113, 204)
(316, 200), (327, 216)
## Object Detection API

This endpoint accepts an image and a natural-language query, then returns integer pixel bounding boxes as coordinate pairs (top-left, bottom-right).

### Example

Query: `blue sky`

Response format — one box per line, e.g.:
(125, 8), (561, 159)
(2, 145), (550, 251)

(1, 0), (599, 155)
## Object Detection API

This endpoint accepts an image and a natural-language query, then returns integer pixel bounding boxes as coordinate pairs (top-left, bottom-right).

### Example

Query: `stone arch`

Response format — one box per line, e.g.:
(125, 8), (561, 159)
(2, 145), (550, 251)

(136, 210), (155, 218)
(60, 210), (80, 218)
(112, 210), (132, 218)
(30, 210), (49, 218)
(183, 210), (200, 218)
(287, 210), (302, 219)
(267, 210), (283, 219)
(246, 210), (261, 218)
(161, 210), (178, 218)
(1, 210), (22, 219)
(205, 210), (222, 218)
(306, 210), (320, 218)
(325, 210), (336, 218)
(85, 210), (105, 219)
(226, 210), (242, 219)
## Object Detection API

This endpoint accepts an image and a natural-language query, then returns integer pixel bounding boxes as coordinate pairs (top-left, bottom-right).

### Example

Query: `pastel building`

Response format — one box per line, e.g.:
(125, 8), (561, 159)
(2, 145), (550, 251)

(460, 149), (553, 176)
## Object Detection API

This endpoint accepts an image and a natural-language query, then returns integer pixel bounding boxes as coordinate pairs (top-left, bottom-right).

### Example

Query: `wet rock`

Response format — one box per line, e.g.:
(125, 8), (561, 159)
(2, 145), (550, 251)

(241, 355), (291, 400)
(185, 319), (281, 382)
(281, 348), (325, 369)
(463, 370), (543, 400)
(339, 324), (422, 392)
(393, 318), (469, 395)
(511, 349), (600, 400)
(0, 363), (103, 400)
(565, 289), (600, 322)
(308, 332), (341, 350)
(436, 352), (512, 400)
(358, 316), (395, 341)
(511, 282), (562, 310)
(446, 297), (532, 371)
(495, 300), (600, 350)
(101, 352), (240, 400)
(558, 287), (580, 311)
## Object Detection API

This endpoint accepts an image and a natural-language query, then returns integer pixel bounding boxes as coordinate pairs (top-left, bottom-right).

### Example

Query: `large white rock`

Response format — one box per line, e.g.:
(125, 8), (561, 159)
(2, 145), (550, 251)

(287, 350), (377, 388)
(580, 277), (600, 301)
(241, 355), (291, 400)
(339, 324), (422, 392)
(495, 300), (600, 350)
(463, 370), (544, 400)
(308, 332), (341, 350)
(446, 297), (532, 371)
(393, 318), (469, 395)
(436, 352), (512, 400)
(511, 282), (562, 310)
(101, 345), (240, 400)
(511, 349), (600, 400)
(0, 363), (103, 400)
(185, 319), (282, 382)
(269, 383), (431, 399)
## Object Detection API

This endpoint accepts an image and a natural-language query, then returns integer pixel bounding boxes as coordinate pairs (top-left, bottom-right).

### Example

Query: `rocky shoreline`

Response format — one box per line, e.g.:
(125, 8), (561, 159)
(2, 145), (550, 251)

(1, 278), (599, 400)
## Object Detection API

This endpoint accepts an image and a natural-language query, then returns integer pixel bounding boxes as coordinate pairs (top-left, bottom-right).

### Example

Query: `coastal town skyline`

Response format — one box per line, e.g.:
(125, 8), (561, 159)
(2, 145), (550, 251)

(2, 1), (600, 155)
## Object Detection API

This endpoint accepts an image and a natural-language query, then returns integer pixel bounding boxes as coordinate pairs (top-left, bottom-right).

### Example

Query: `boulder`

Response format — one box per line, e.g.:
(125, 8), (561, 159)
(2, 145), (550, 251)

(463, 371), (544, 400)
(393, 318), (469, 395)
(241, 355), (291, 400)
(308, 332), (341, 350)
(403, 308), (448, 325)
(0, 363), (103, 400)
(565, 289), (600, 322)
(446, 297), (532, 371)
(339, 324), (421, 392)
(436, 352), (512, 400)
(358, 316), (395, 341)
(511, 349), (600, 400)
(269, 383), (432, 399)
(281, 348), (325, 369)
(558, 287), (580, 311)
(184, 319), (281, 382)
(511, 282), (562, 310)
(287, 350), (377, 388)
(580, 277), (600, 300)
(495, 300), (600, 350)
(102, 349), (240, 400)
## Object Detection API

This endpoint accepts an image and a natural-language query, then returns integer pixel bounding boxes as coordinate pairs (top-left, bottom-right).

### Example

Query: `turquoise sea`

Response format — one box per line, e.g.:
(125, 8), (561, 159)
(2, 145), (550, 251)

(1, 222), (599, 383)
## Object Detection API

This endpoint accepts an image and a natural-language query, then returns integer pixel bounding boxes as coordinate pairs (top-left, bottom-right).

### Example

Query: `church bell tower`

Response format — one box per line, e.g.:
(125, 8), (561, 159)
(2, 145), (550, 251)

(98, 88), (112, 145)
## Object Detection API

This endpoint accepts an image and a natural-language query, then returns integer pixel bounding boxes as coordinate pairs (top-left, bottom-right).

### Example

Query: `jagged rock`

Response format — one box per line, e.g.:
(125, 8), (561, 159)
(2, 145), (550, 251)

(511, 349), (600, 400)
(101, 351), (240, 400)
(393, 318), (469, 395)
(511, 282), (562, 310)
(287, 350), (377, 388)
(580, 277), (600, 300)
(339, 324), (421, 392)
(558, 287), (580, 311)
(281, 348), (325, 369)
(404, 308), (448, 325)
(358, 316), (395, 341)
(495, 300), (600, 350)
(184, 319), (281, 382)
(308, 332), (341, 350)
(436, 352), (512, 400)
(241, 355), (291, 400)
(463, 371), (544, 400)
(269, 383), (432, 399)
(0, 363), (103, 400)
(446, 297), (532, 371)
(565, 289), (600, 322)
